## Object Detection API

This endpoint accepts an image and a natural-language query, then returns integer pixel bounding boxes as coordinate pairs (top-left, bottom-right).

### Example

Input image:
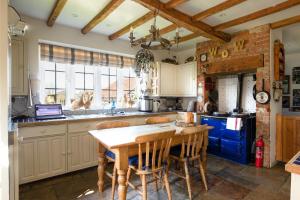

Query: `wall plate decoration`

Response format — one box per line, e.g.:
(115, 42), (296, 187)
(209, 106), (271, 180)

(282, 75), (290, 94)
(200, 53), (207, 63)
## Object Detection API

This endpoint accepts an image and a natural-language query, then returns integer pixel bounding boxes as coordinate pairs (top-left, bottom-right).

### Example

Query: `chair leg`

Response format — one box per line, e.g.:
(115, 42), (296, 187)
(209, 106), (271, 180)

(153, 172), (158, 192)
(111, 164), (117, 200)
(163, 172), (172, 200)
(184, 160), (192, 200)
(141, 174), (147, 200)
(198, 159), (208, 191)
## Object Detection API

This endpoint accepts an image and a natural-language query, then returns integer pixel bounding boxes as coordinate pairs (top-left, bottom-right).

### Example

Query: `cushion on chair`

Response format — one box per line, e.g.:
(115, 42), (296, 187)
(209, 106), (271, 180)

(170, 145), (182, 157)
(105, 150), (139, 166)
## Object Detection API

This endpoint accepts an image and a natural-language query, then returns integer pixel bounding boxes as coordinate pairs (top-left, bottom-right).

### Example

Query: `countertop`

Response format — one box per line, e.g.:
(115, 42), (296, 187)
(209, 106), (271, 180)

(14, 111), (179, 128)
(286, 151), (300, 175)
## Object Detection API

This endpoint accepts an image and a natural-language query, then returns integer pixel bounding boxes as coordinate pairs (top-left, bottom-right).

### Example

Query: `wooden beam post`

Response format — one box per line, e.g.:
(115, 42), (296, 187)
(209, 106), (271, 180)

(271, 14), (300, 29)
(81, 0), (124, 34)
(133, 0), (231, 42)
(165, 0), (189, 9)
(192, 0), (246, 21)
(214, 0), (300, 30)
(47, 0), (68, 27)
(109, 11), (154, 40)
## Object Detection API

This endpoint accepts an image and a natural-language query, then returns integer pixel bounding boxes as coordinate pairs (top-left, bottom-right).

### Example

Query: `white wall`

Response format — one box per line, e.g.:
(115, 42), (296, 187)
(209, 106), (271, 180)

(0, 1), (9, 199)
(270, 29), (283, 167)
(174, 48), (196, 64)
(21, 16), (169, 95)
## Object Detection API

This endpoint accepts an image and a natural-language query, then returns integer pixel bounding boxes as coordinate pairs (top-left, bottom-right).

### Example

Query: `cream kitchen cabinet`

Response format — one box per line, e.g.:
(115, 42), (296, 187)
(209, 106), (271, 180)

(18, 124), (67, 184)
(19, 135), (66, 184)
(157, 62), (197, 97)
(159, 63), (177, 96)
(11, 37), (27, 95)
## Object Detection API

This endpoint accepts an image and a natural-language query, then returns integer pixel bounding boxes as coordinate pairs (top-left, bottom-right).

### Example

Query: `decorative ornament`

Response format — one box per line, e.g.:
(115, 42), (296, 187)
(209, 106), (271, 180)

(134, 48), (155, 77)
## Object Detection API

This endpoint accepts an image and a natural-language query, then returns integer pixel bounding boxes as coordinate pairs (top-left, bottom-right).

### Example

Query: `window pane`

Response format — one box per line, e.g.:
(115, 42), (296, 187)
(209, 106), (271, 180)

(41, 61), (55, 70)
(85, 65), (94, 73)
(130, 78), (136, 90)
(130, 68), (136, 77)
(123, 77), (130, 91)
(74, 65), (84, 73)
(110, 67), (117, 75)
(57, 72), (66, 89)
(111, 90), (117, 98)
(56, 89), (66, 105)
(75, 73), (84, 89)
(122, 68), (130, 77)
(101, 67), (109, 74)
(85, 74), (94, 90)
(110, 76), (117, 90)
(101, 90), (109, 106)
(101, 75), (109, 90)
(56, 63), (66, 71)
(44, 71), (55, 88)
(44, 89), (56, 104)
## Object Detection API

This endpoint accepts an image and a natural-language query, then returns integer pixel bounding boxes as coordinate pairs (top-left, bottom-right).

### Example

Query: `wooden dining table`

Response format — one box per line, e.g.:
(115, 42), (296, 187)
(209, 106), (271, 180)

(89, 122), (213, 200)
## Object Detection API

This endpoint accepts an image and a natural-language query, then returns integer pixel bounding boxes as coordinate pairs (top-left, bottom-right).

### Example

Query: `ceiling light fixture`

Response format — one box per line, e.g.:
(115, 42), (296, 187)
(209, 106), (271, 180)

(129, 10), (181, 50)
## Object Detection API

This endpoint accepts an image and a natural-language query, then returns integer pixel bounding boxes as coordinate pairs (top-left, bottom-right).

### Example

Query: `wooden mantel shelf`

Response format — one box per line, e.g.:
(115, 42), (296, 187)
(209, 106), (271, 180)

(286, 151), (300, 175)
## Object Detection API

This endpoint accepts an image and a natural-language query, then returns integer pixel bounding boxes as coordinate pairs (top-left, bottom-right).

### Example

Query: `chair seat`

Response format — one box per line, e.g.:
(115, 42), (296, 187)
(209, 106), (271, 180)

(105, 150), (139, 166)
(170, 145), (182, 157)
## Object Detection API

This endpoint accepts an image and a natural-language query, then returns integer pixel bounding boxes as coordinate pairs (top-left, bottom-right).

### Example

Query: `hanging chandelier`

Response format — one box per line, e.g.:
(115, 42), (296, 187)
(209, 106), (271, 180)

(129, 10), (181, 50)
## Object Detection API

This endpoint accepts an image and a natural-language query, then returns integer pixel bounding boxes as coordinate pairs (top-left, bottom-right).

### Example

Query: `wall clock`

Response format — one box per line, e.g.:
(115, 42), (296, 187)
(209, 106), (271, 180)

(256, 79), (270, 104)
(200, 53), (207, 63)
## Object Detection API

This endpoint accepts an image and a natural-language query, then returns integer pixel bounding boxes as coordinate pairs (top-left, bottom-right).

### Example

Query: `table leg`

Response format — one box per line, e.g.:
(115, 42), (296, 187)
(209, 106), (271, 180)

(97, 142), (106, 192)
(115, 147), (129, 200)
(202, 130), (208, 171)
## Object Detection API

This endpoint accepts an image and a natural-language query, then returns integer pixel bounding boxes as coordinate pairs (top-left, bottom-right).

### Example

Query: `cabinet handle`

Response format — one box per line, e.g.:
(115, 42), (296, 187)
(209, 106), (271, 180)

(61, 152), (66, 155)
(67, 151), (72, 155)
(41, 130), (47, 134)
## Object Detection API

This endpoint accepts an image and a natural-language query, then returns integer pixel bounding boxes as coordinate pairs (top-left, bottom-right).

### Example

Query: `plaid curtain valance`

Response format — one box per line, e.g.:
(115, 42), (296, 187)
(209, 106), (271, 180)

(39, 43), (134, 67)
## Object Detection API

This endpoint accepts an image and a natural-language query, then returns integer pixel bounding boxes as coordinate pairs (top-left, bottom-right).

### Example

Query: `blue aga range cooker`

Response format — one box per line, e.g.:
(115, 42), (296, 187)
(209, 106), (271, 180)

(201, 114), (256, 164)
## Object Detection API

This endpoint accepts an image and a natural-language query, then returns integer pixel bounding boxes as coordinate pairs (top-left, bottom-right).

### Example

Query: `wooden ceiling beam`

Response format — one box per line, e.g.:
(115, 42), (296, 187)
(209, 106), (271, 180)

(47, 0), (68, 26)
(192, 0), (246, 21)
(109, 11), (154, 40)
(214, 0), (300, 31)
(271, 14), (300, 29)
(133, 0), (231, 42)
(134, 24), (177, 44)
(165, 0), (189, 9)
(81, 0), (124, 34)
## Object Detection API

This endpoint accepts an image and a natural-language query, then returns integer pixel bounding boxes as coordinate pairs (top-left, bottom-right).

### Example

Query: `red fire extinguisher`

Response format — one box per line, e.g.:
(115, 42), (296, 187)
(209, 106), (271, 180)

(255, 136), (264, 168)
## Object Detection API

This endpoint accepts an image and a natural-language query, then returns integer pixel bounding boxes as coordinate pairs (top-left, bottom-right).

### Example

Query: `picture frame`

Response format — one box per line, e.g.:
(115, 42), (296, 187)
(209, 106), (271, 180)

(282, 75), (290, 95)
(282, 96), (290, 108)
(292, 67), (300, 84)
(293, 89), (300, 107)
(199, 53), (207, 63)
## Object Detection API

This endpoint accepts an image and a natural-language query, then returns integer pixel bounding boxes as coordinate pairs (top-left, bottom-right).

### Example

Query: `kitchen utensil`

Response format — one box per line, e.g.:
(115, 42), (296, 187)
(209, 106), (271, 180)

(139, 97), (153, 112)
(152, 100), (160, 112)
(256, 79), (270, 104)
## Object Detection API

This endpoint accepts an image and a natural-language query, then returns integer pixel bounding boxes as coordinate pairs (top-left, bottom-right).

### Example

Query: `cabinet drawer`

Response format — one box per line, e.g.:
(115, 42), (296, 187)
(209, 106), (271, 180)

(68, 121), (99, 133)
(220, 139), (242, 158)
(19, 124), (66, 138)
(208, 136), (220, 153)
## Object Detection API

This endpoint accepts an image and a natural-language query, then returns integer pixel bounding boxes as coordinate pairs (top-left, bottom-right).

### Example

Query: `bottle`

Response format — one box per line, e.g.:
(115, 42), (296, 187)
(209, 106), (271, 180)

(111, 100), (116, 115)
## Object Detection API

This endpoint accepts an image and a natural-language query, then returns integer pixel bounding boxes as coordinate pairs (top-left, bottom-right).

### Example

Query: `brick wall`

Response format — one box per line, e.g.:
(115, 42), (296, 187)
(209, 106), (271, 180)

(196, 25), (271, 167)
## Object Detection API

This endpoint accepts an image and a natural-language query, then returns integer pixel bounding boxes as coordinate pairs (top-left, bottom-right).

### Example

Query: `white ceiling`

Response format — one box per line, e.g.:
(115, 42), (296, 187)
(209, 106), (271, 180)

(10, 0), (300, 50)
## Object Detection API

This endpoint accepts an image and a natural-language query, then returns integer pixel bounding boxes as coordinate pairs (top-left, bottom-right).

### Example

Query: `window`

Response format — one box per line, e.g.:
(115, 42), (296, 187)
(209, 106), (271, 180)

(42, 61), (66, 105)
(40, 61), (139, 109)
(101, 66), (117, 107)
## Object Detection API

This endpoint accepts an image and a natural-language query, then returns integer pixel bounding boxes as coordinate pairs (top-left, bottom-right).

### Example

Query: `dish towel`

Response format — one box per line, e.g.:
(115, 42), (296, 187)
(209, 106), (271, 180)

(226, 118), (242, 131)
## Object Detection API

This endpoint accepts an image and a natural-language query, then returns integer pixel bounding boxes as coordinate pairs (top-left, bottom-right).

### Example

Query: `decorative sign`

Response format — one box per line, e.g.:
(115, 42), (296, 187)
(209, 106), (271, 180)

(208, 39), (245, 59)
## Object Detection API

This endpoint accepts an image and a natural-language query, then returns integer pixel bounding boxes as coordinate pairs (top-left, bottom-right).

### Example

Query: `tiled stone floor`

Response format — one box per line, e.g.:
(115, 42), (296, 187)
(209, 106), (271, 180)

(20, 155), (291, 200)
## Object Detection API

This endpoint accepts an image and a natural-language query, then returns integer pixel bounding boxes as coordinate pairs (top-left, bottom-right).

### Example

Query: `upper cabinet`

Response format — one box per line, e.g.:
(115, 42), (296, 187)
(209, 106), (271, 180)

(156, 62), (197, 97)
(11, 37), (27, 95)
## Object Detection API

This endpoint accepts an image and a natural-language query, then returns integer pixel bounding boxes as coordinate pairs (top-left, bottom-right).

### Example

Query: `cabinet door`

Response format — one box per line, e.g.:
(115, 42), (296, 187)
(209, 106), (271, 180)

(81, 133), (97, 168)
(50, 136), (66, 176)
(68, 133), (82, 171)
(11, 38), (27, 95)
(160, 63), (177, 96)
(35, 138), (51, 179)
(19, 139), (36, 183)
(177, 62), (197, 97)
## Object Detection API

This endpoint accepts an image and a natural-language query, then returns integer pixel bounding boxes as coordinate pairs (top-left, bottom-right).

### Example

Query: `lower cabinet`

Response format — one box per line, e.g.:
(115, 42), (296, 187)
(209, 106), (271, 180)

(68, 132), (98, 172)
(19, 135), (66, 184)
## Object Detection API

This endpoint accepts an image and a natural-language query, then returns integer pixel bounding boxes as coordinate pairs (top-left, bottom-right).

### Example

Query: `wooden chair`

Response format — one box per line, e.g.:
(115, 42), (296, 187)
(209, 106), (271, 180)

(96, 120), (130, 200)
(127, 130), (176, 200)
(145, 116), (171, 124)
(169, 127), (208, 200)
